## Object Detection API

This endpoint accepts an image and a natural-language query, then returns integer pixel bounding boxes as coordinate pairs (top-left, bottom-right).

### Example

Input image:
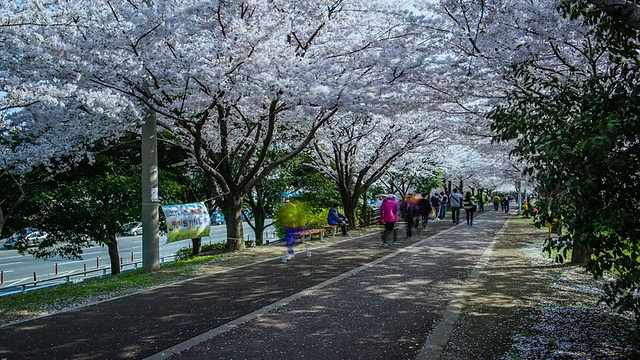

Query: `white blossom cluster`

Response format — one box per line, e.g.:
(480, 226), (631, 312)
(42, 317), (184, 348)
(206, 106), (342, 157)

(0, 0), (612, 193)
(1, 0), (440, 178)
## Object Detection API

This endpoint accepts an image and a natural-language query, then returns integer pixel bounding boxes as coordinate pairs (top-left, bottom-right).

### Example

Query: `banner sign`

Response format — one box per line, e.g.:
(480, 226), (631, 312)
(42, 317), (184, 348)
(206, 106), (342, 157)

(161, 202), (211, 242)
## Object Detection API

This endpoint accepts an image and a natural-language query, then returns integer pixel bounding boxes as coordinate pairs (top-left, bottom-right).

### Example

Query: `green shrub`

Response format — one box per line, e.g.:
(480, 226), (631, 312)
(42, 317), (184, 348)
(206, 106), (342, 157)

(174, 240), (254, 260)
(175, 247), (193, 261)
(306, 209), (328, 228)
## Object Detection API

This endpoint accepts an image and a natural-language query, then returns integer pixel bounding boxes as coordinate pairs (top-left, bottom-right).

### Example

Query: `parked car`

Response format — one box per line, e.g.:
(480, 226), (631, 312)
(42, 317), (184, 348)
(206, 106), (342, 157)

(210, 212), (225, 225)
(123, 221), (143, 236)
(3, 229), (48, 249)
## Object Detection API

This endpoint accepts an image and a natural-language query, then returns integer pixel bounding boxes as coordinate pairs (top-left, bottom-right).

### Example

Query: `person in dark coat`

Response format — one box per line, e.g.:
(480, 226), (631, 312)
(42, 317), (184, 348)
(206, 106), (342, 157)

(327, 203), (349, 236)
(419, 193), (432, 229)
(430, 193), (441, 220)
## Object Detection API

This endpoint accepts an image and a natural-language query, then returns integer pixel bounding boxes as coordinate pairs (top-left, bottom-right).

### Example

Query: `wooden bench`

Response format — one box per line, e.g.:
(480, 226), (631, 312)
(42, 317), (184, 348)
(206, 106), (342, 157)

(294, 228), (325, 243)
(323, 225), (338, 237)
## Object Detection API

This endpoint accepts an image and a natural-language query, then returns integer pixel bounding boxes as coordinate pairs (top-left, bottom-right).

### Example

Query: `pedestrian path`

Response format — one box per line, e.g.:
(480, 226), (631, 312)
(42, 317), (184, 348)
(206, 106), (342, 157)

(0, 210), (511, 360)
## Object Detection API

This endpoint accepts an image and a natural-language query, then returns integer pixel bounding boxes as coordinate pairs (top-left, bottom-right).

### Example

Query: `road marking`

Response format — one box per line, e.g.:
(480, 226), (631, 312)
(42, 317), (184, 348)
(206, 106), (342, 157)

(57, 260), (92, 266)
(5, 277), (30, 286)
(0, 255), (28, 260)
(0, 262), (23, 267)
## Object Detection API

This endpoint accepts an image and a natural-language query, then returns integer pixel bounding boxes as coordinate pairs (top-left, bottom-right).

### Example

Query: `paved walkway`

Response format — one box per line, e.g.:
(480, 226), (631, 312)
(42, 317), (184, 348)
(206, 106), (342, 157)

(0, 210), (512, 360)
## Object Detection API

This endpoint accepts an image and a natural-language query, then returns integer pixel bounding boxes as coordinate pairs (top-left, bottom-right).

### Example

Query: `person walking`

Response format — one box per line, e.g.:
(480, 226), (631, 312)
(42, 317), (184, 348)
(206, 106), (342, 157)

(403, 195), (419, 238)
(476, 193), (484, 213)
(379, 195), (399, 248)
(439, 191), (448, 220)
(430, 193), (441, 220)
(463, 191), (477, 226)
(327, 203), (349, 236)
(492, 195), (500, 211)
(449, 188), (463, 225)
(419, 193), (432, 229)
(279, 199), (306, 262)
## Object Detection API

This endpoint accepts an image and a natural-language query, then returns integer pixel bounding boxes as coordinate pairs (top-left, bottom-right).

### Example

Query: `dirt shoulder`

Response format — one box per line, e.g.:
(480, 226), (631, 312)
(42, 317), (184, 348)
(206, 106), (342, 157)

(439, 216), (640, 360)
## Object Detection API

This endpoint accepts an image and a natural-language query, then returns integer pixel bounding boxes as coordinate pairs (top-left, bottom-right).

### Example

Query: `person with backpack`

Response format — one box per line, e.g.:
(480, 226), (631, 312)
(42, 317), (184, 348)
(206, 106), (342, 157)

(462, 191), (477, 226)
(449, 188), (464, 225)
(403, 195), (419, 238)
(492, 195), (501, 211)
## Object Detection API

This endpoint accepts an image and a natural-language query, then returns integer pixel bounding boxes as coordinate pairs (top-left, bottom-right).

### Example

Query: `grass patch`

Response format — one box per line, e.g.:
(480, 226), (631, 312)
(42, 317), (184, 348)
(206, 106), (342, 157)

(0, 252), (239, 325)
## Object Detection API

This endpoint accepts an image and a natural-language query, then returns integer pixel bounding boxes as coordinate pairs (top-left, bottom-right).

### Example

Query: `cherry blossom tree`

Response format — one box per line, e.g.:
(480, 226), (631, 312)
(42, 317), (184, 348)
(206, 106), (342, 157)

(380, 157), (437, 200)
(1, 0), (434, 251)
(311, 112), (440, 226)
(408, 0), (583, 198)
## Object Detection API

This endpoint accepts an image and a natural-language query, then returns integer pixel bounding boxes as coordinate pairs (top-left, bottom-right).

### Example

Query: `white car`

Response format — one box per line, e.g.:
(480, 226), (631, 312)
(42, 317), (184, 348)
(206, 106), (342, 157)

(3, 229), (48, 249)
(124, 222), (143, 236)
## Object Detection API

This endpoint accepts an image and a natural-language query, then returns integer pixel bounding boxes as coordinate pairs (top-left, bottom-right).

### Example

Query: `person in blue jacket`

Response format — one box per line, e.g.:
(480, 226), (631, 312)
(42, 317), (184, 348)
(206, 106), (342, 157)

(328, 203), (349, 236)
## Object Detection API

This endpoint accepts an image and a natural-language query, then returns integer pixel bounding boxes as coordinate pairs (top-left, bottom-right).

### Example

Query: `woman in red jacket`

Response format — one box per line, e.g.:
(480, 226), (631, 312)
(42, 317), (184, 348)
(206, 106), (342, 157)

(379, 195), (400, 248)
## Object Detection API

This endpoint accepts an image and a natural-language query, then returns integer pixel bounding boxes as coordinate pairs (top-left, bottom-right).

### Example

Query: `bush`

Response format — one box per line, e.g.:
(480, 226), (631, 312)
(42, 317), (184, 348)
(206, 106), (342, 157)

(305, 209), (329, 228)
(174, 240), (253, 260)
(174, 247), (192, 261)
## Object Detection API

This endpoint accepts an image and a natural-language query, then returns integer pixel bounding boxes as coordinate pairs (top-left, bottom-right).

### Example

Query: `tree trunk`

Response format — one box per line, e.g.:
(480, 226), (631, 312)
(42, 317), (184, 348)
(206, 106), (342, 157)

(361, 194), (368, 227)
(222, 196), (245, 252)
(245, 196), (271, 246)
(0, 207), (4, 236)
(344, 203), (357, 230)
(252, 211), (266, 246)
(0, 182), (25, 237)
(571, 242), (590, 265)
(341, 192), (358, 230)
(192, 237), (202, 256)
(107, 238), (120, 275)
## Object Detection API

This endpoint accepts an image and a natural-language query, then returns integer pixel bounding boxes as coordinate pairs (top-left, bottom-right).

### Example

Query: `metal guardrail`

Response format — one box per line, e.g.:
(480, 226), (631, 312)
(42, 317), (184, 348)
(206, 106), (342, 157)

(0, 255), (177, 297)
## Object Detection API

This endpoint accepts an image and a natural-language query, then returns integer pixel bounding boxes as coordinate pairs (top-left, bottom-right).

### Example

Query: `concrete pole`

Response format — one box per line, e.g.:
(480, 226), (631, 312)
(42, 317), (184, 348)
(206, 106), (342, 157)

(516, 178), (522, 215)
(142, 105), (160, 272)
